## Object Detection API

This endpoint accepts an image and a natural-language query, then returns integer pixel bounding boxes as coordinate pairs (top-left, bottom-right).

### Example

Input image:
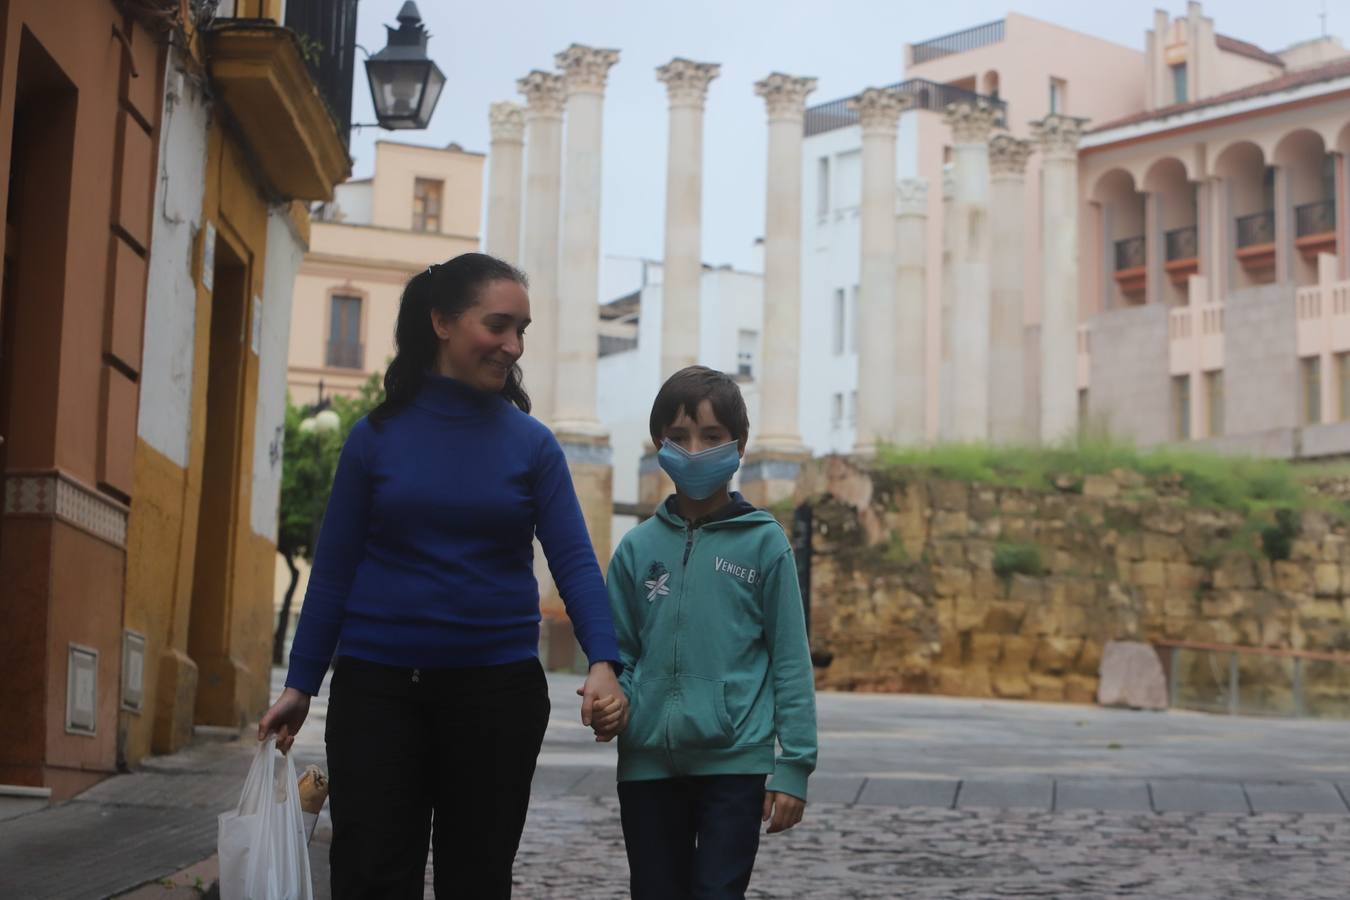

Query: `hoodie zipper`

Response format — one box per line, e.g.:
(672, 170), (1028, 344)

(671, 523), (697, 686)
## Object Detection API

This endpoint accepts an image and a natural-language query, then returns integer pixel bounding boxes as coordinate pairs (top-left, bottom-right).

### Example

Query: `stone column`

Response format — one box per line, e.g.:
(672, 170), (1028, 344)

(554, 44), (618, 437)
(894, 178), (928, 445)
(656, 58), (719, 377)
(938, 168), (956, 442)
(943, 101), (998, 443)
(517, 71), (565, 425)
(850, 87), (909, 456)
(485, 102), (525, 262)
(1033, 114), (1087, 444)
(988, 134), (1032, 444)
(742, 72), (816, 507)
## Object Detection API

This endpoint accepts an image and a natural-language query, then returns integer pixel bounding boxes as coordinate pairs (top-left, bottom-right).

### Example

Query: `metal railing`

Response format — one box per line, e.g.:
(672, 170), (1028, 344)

(325, 340), (363, 369)
(1165, 224), (1198, 261)
(1236, 210), (1275, 248)
(911, 19), (1006, 64)
(285, 0), (360, 149)
(1114, 235), (1145, 271)
(1156, 639), (1350, 718)
(599, 334), (638, 357)
(1296, 198), (1336, 238)
(804, 77), (1007, 137)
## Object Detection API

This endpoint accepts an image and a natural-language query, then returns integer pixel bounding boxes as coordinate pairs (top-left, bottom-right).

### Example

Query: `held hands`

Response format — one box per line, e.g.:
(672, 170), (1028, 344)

(576, 661), (629, 743)
(257, 687), (311, 754)
(762, 791), (805, 834)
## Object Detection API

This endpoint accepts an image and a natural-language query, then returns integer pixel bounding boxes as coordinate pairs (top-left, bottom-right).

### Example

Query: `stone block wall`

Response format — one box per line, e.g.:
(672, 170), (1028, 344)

(795, 457), (1350, 712)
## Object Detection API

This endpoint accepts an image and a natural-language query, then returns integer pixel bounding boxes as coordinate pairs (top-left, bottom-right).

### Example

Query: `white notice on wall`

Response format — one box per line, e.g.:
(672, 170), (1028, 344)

(251, 296), (262, 355)
(202, 222), (216, 292)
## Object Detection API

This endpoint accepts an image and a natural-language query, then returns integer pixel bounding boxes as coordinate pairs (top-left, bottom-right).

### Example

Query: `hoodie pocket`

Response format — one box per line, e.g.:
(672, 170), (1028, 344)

(621, 677), (673, 752)
(668, 674), (735, 750)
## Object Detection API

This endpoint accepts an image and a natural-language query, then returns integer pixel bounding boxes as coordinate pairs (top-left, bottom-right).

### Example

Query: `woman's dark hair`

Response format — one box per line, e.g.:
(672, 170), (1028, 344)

(649, 365), (750, 447)
(370, 252), (531, 424)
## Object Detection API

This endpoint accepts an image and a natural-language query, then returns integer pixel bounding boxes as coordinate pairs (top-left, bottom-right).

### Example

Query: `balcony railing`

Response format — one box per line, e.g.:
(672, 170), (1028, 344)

(1165, 225), (1198, 262)
(285, 0), (360, 150)
(1115, 235), (1145, 271)
(1236, 210), (1275, 248)
(326, 340), (364, 369)
(911, 19), (1006, 64)
(1296, 198), (1336, 238)
(804, 77), (1007, 137)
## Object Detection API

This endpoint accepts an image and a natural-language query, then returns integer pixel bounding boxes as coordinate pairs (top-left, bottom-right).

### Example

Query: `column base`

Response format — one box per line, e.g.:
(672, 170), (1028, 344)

(638, 450), (674, 514)
(152, 647), (198, 754)
(739, 448), (811, 509)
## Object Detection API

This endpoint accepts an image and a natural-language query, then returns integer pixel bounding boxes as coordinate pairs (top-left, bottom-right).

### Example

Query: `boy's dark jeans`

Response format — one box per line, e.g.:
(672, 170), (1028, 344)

(618, 774), (766, 899)
(325, 655), (550, 899)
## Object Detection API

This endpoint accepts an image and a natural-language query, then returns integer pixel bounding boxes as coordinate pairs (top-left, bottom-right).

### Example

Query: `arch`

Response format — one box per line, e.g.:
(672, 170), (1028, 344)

(1337, 119), (1350, 155)
(982, 70), (1000, 98)
(1272, 127), (1327, 167)
(1142, 156), (1191, 194)
(1212, 140), (1265, 180)
(1090, 167), (1138, 204)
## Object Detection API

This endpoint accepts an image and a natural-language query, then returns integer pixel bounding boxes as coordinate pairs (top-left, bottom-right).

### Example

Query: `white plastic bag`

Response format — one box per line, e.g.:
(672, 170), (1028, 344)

(218, 737), (314, 900)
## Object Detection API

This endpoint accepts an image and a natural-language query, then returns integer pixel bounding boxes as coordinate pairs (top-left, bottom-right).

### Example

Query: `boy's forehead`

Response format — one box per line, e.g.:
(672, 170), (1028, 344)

(665, 398), (727, 430)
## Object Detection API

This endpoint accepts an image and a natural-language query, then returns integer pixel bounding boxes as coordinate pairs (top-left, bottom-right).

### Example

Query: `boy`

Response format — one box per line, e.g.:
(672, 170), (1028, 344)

(605, 365), (818, 899)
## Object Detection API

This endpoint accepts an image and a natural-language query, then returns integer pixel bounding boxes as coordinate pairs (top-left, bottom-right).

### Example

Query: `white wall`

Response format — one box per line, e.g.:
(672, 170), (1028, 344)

(251, 208), (306, 541)
(137, 54), (208, 467)
(332, 180), (373, 225)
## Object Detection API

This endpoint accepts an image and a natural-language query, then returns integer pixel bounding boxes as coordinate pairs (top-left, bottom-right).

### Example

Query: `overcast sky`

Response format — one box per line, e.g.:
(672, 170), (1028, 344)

(346, 0), (1343, 273)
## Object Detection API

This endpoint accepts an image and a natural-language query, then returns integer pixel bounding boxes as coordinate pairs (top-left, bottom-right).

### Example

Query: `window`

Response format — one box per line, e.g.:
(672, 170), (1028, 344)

(831, 392), (844, 429)
(1171, 64), (1188, 104)
(832, 288), (847, 355)
(327, 294), (363, 369)
(1077, 388), (1089, 434)
(412, 177), (443, 232)
(1206, 370), (1223, 437)
(1303, 356), (1322, 425)
(848, 285), (859, 353)
(737, 329), (757, 379)
(1049, 78), (1066, 115)
(835, 150), (861, 210)
(1172, 374), (1191, 440)
(816, 157), (830, 218)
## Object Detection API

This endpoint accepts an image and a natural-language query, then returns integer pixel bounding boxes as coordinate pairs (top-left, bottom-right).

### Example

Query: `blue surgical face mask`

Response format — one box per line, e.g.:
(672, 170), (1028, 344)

(657, 439), (741, 501)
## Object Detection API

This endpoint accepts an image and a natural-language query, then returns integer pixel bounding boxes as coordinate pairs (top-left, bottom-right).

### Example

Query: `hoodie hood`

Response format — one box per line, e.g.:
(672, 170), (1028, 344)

(654, 491), (780, 531)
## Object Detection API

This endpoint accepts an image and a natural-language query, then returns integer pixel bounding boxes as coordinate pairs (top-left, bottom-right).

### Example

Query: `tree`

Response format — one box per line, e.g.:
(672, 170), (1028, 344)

(273, 371), (384, 665)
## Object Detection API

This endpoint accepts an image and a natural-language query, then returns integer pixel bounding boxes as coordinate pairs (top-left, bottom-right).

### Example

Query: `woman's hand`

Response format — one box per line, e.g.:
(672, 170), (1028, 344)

(576, 662), (628, 742)
(762, 792), (805, 834)
(258, 687), (311, 754)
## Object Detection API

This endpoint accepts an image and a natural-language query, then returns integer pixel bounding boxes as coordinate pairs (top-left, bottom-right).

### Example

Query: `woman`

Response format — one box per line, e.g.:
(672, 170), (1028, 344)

(259, 252), (626, 899)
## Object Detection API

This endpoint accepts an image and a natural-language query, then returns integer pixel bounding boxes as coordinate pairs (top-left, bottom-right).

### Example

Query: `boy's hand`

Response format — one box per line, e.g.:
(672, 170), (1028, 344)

(577, 662), (627, 741)
(589, 694), (629, 742)
(762, 791), (805, 834)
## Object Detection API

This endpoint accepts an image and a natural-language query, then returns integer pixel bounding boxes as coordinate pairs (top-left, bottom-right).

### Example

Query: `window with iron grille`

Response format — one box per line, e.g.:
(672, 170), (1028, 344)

(1206, 370), (1223, 438)
(1303, 356), (1322, 425)
(1172, 374), (1191, 440)
(327, 294), (363, 369)
(413, 178), (443, 232)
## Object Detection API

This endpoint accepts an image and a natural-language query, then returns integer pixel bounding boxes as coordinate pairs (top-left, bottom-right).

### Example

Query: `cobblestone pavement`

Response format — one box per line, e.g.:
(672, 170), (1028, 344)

(503, 795), (1350, 899)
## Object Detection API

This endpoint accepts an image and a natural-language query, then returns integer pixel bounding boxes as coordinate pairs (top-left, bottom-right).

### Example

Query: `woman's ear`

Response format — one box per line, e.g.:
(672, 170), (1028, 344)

(429, 308), (454, 341)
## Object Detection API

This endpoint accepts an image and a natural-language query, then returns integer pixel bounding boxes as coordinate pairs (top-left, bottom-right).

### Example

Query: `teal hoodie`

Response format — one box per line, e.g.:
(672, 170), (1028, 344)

(607, 494), (818, 801)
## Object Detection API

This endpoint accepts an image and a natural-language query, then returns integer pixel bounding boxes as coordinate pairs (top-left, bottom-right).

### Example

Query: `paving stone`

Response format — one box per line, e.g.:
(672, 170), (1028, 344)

(1151, 780), (1251, 814)
(1054, 779), (1153, 812)
(530, 765), (595, 797)
(956, 779), (1054, 810)
(808, 774), (865, 804)
(566, 768), (618, 798)
(856, 777), (959, 809)
(1244, 782), (1349, 814)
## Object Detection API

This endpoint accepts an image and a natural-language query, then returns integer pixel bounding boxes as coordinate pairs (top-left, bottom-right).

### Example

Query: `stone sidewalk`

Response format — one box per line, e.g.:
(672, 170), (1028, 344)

(5, 669), (1350, 898)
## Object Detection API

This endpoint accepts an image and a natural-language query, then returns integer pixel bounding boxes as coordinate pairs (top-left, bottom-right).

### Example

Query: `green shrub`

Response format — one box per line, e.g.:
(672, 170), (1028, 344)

(993, 543), (1044, 581)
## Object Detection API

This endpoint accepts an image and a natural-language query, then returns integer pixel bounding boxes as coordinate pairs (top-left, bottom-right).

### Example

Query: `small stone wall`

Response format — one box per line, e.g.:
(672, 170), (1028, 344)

(795, 458), (1350, 714)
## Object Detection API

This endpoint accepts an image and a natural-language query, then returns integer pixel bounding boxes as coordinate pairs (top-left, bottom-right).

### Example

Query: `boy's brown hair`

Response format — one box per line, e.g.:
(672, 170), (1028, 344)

(648, 366), (750, 448)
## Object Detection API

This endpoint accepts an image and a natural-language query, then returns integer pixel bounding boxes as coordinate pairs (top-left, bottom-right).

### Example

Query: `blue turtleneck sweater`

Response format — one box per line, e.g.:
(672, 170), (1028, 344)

(285, 375), (620, 696)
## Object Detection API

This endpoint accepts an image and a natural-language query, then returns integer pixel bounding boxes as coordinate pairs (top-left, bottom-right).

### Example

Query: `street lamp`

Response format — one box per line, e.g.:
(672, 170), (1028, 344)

(299, 408), (341, 435)
(364, 1), (446, 130)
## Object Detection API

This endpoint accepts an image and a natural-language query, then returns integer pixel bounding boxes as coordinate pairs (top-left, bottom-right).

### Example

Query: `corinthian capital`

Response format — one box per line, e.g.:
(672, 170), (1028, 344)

(753, 72), (817, 122)
(1031, 114), (1088, 160)
(943, 100), (1000, 144)
(517, 70), (565, 117)
(556, 44), (620, 94)
(489, 102), (525, 142)
(896, 177), (929, 217)
(848, 87), (911, 136)
(656, 58), (720, 108)
(988, 133), (1033, 177)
